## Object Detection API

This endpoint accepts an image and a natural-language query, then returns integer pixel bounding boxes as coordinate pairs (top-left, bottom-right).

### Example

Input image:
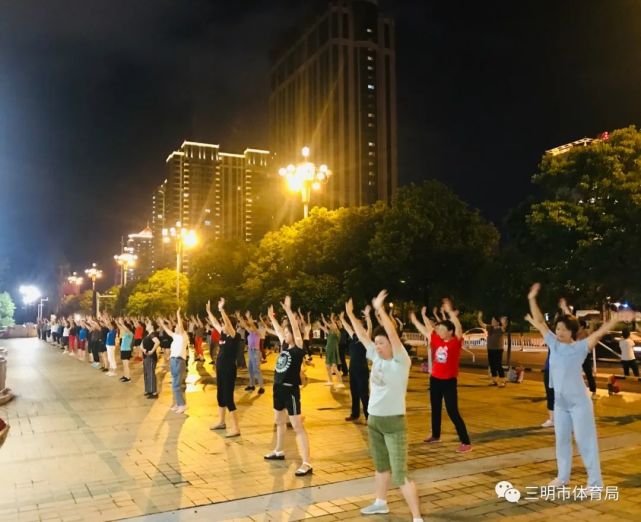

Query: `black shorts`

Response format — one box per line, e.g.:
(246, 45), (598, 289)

(273, 383), (301, 416)
(99, 343), (107, 353)
(133, 339), (142, 347)
(121, 350), (132, 360)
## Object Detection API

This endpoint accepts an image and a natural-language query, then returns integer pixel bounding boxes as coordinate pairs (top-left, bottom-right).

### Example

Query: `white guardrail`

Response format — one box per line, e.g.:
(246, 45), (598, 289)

(401, 332), (550, 357)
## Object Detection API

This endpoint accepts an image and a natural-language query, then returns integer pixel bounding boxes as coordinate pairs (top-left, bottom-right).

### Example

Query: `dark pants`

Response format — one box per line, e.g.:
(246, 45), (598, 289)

(210, 341), (219, 363)
(217, 367), (237, 411)
(582, 356), (597, 393)
(349, 367), (369, 418)
(543, 368), (554, 411)
(236, 342), (247, 369)
(338, 344), (348, 375)
(488, 349), (505, 378)
(429, 376), (470, 444)
(90, 341), (100, 363)
(143, 356), (157, 394)
(622, 359), (640, 377)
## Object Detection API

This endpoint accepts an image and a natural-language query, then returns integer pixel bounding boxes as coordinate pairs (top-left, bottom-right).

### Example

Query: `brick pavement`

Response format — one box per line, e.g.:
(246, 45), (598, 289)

(0, 337), (640, 521)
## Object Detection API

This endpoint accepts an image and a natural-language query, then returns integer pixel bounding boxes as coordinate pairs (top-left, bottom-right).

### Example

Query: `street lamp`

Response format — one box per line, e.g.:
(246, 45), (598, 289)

(37, 297), (49, 322)
(19, 285), (41, 322)
(278, 146), (332, 218)
(84, 263), (103, 316)
(162, 222), (197, 302)
(67, 272), (84, 294)
(114, 252), (137, 287)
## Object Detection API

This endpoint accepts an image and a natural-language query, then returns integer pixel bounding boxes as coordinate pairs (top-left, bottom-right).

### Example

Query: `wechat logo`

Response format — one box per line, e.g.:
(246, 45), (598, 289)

(495, 481), (521, 503)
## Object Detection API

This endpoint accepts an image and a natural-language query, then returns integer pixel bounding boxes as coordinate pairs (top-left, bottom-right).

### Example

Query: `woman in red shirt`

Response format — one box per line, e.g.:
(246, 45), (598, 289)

(411, 300), (471, 453)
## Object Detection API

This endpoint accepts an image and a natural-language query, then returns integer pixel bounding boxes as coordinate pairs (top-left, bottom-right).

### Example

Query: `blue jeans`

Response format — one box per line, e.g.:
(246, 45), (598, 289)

(170, 357), (186, 407)
(248, 349), (263, 387)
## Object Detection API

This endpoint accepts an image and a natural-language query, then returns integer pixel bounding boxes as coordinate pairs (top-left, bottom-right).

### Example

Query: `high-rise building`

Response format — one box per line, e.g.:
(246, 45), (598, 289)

(269, 0), (397, 212)
(126, 227), (153, 283)
(151, 141), (278, 273)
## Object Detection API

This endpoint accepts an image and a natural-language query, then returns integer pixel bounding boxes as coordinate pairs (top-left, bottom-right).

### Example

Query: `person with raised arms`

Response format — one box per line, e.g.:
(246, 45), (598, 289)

(263, 296), (312, 477)
(206, 298), (241, 438)
(525, 283), (634, 488)
(346, 291), (423, 522)
(410, 301), (472, 452)
(160, 309), (188, 414)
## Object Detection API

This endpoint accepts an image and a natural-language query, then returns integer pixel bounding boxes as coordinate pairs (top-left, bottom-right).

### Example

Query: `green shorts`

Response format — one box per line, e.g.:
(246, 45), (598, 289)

(367, 414), (408, 486)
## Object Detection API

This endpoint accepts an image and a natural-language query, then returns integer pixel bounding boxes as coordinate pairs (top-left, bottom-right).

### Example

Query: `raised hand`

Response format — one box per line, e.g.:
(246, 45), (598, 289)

(218, 297), (225, 311)
(528, 283), (541, 300)
(372, 289), (388, 311)
(267, 305), (275, 319)
(362, 304), (371, 317)
(345, 298), (354, 316)
(282, 296), (292, 311)
(205, 300), (211, 314)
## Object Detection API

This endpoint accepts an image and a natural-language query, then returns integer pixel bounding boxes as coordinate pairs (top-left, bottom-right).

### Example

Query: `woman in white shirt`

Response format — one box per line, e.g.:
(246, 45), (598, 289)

(345, 291), (423, 522)
(161, 309), (188, 414)
(619, 328), (639, 377)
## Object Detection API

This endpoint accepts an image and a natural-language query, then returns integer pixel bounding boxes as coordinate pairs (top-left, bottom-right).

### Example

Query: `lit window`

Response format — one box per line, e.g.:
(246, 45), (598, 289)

(367, 66), (374, 71)
(368, 84), (375, 90)
(368, 142), (375, 147)
(367, 28), (373, 33)
(204, 220), (212, 226)
(367, 56), (374, 61)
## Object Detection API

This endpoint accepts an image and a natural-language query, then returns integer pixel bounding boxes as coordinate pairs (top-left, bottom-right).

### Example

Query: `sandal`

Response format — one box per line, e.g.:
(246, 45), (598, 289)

(210, 423), (226, 430)
(264, 451), (285, 460)
(225, 432), (241, 438)
(295, 462), (313, 476)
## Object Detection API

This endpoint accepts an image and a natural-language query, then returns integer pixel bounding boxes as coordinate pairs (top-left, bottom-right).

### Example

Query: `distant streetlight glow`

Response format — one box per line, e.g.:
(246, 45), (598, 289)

(19, 285), (41, 305)
(114, 252), (138, 287)
(278, 146), (332, 218)
(162, 222), (198, 302)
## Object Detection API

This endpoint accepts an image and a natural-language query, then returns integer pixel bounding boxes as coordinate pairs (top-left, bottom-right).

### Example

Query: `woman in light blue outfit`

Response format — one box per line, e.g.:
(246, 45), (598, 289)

(525, 283), (634, 488)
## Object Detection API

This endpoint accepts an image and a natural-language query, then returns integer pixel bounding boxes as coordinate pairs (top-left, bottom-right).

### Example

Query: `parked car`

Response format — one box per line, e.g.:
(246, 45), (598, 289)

(595, 331), (641, 362)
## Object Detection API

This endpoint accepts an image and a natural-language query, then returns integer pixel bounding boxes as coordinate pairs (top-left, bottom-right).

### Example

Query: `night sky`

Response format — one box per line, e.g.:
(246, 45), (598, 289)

(2, 0), (641, 299)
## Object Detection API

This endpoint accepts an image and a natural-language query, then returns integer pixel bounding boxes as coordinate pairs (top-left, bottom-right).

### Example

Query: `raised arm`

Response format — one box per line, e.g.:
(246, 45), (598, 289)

(442, 300), (463, 339)
(363, 305), (373, 338)
(217, 298), (234, 336)
(281, 296), (303, 348)
(339, 311), (354, 338)
(477, 311), (488, 329)
(558, 297), (573, 317)
(267, 305), (285, 343)
(345, 298), (374, 351)
(205, 300), (223, 333)
(587, 310), (635, 349)
(528, 283), (547, 326)
(411, 306), (434, 339)
(372, 290), (408, 361)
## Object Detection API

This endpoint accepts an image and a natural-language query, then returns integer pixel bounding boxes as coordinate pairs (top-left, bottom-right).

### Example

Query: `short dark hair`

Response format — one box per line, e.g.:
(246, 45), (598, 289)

(622, 327), (630, 339)
(372, 325), (388, 339)
(579, 319), (588, 329)
(554, 315), (579, 340)
(438, 320), (456, 334)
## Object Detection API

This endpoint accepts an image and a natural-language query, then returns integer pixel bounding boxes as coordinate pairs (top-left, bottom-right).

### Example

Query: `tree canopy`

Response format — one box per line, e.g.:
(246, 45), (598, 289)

(126, 269), (188, 315)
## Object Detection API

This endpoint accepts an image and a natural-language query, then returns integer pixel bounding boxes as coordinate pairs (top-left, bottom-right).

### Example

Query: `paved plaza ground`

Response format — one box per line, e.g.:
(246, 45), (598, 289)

(1, 337), (640, 521)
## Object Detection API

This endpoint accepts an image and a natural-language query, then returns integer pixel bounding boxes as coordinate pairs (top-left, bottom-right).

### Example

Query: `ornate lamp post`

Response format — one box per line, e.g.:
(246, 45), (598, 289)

(162, 222), (197, 302)
(84, 263), (103, 316)
(278, 146), (332, 218)
(114, 252), (138, 287)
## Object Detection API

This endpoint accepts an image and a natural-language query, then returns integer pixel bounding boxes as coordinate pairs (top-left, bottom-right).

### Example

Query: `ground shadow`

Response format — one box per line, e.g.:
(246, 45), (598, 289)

(596, 413), (641, 426)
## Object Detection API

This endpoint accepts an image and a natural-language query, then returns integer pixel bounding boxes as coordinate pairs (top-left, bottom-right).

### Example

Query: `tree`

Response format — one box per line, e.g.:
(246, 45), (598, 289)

(523, 126), (641, 306)
(187, 239), (254, 314)
(126, 269), (188, 316)
(241, 204), (386, 312)
(369, 181), (500, 308)
(0, 292), (15, 327)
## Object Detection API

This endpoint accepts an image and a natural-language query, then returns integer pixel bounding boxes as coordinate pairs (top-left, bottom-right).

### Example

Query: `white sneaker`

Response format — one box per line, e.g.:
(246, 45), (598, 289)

(360, 502), (390, 515)
(548, 478), (568, 488)
(106, 371), (116, 377)
(541, 419), (554, 428)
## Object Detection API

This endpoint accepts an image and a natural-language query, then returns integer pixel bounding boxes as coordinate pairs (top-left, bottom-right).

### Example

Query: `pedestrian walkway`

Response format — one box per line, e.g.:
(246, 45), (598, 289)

(0, 338), (640, 521)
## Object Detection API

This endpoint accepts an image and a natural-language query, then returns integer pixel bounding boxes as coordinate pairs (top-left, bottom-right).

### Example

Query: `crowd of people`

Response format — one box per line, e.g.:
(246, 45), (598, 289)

(33, 285), (639, 520)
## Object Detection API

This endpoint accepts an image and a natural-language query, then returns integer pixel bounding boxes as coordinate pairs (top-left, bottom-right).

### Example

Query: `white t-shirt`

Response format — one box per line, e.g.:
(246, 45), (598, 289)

(366, 345), (411, 416)
(170, 332), (187, 359)
(619, 338), (635, 361)
(62, 327), (70, 336)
